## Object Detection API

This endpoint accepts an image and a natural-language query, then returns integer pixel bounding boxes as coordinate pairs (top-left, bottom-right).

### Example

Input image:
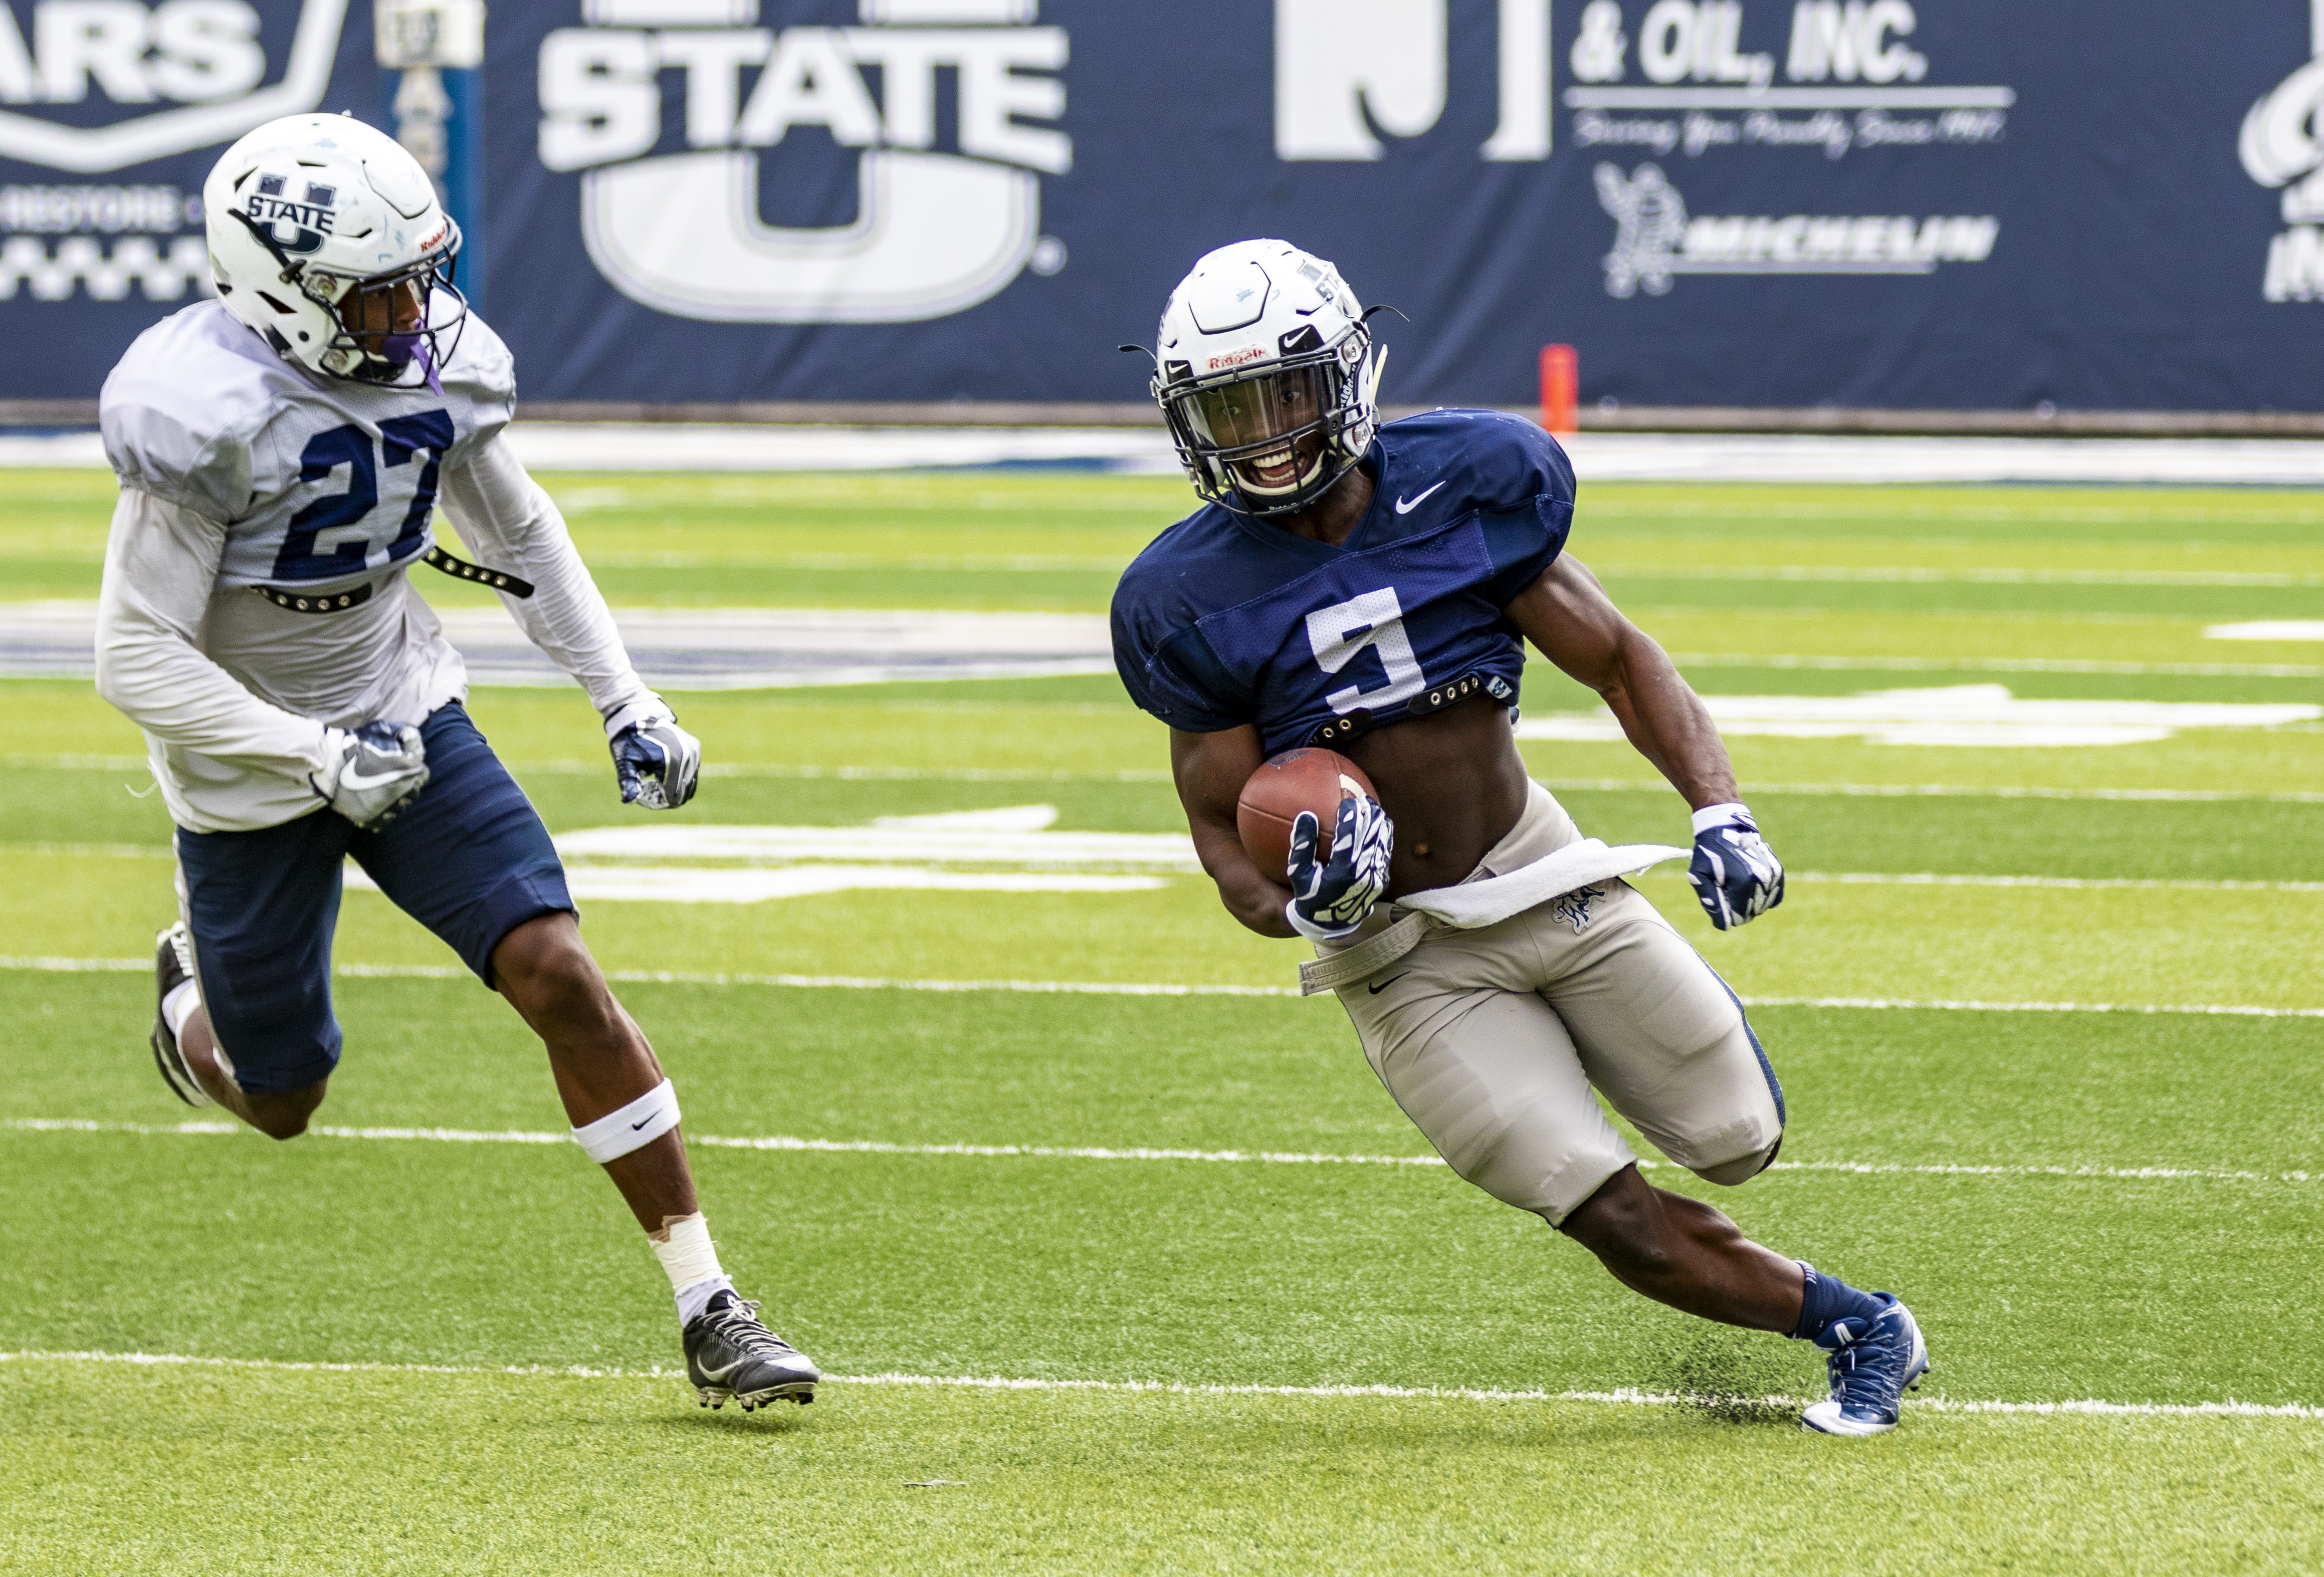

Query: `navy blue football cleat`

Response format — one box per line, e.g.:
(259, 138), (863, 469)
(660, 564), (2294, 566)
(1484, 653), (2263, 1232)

(1801, 1295), (1928, 1436)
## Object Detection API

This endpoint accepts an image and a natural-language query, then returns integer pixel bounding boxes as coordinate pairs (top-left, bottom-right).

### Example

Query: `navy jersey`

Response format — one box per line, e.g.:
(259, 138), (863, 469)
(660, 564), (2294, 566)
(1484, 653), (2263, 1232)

(1111, 409), (1576, 753)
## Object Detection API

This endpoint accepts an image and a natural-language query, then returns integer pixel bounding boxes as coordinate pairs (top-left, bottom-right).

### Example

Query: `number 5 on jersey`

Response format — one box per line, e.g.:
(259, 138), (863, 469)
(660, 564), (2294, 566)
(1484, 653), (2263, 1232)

(272, 411), (455, 582)
(1306, 588), (1427, 715)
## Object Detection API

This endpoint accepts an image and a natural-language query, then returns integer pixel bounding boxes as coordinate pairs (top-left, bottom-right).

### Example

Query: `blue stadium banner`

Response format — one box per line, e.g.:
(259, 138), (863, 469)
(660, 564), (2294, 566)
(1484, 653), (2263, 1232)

(3, 1), (2320, 409)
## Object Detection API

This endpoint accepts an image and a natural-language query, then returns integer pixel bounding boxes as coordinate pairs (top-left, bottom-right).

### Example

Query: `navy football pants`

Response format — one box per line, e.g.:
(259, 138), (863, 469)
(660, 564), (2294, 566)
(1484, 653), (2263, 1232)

(175, 703), (572, 1095)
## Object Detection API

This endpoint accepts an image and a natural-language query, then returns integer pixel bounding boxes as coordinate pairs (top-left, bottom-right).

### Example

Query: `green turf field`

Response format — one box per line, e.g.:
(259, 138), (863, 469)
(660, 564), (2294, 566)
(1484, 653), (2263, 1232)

(3, 470), (2321, 1573)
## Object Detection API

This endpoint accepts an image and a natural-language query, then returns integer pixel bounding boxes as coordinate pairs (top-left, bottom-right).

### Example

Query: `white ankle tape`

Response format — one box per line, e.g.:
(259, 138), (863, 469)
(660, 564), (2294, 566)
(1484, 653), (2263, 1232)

(653, 1213), (724, 1292)
(572, 1078), (680, 1164)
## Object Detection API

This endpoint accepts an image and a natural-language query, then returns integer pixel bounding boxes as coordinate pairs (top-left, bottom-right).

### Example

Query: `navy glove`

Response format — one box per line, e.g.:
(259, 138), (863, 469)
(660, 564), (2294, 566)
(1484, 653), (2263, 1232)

(1687, 803), (1784, 931)
(1284, 792), (1394, 941)
(605, 700), (702, 810)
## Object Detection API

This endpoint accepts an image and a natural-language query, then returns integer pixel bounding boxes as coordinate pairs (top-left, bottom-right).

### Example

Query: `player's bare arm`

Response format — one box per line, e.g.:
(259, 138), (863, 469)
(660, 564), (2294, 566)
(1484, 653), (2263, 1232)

(1117, 240), (1924, 1437)
(1505, 554), (1740, 811)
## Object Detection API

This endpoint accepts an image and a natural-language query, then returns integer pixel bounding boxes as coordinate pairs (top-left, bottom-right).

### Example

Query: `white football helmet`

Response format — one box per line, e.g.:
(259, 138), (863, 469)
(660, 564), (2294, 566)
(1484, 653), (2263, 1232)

(203, 113), (466, 387)
(1145, 240), (1386, 517)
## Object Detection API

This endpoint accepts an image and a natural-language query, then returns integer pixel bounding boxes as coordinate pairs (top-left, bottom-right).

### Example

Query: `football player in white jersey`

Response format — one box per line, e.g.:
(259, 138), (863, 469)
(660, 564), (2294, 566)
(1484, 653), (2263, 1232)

(93, 113), (817, 1412)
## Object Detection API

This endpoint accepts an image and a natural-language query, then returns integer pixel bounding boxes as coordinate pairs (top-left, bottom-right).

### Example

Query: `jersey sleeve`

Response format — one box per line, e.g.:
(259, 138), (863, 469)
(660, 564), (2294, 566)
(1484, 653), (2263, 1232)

(438, 429), (657, 724)
(442, 312), (517, 464)
(94, 488), (330, 783)
(1110, 579), (1250, 734)
(99, 374), (255, 524)
(1470, 416), (1578, 606)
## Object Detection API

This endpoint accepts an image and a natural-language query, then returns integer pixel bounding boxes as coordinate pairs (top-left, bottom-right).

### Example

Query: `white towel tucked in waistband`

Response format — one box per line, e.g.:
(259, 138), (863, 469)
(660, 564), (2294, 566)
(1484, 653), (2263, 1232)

(1298, 839), (1689, 996)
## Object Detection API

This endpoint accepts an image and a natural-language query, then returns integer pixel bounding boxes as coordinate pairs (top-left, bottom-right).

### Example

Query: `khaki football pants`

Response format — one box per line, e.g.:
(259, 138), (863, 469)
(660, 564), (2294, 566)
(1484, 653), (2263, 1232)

(1324, 782), (1785, 1226)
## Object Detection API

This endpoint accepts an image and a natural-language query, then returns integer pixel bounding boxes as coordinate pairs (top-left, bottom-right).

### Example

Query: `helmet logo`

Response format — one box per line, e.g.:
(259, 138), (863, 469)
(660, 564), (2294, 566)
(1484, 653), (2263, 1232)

(244, 173), (337, 255)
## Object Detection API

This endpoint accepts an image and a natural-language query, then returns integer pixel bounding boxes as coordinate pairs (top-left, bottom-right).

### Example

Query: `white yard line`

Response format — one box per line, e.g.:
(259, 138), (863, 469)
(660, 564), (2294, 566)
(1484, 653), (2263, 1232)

(1, 1349), (2315, 1421)
(16, 754), (2322, 801)
(1605, 565), (2324, 588)
(15, 843), (2324, 892)
(1668, 653), (2324, 679)
(7, 956), (2323, 1018)
(6, 1118), (2314, 1185)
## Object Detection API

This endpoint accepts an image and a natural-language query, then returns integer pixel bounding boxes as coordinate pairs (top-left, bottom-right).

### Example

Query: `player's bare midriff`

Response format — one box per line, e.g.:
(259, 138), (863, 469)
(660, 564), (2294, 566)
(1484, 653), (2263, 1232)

(1338, 693), (1530, 899)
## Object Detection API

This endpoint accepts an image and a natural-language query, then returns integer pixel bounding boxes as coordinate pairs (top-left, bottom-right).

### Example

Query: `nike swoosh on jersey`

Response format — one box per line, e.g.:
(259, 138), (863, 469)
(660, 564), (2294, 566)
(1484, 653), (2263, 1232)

(1367, 973), (1411, 995)
(337, 762), (413, 793)
(1394, 482), (1446, 514)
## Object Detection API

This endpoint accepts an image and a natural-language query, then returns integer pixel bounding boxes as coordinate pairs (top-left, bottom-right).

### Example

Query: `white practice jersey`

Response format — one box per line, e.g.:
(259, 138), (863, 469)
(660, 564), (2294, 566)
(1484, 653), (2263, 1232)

(95, 301), (660, 833)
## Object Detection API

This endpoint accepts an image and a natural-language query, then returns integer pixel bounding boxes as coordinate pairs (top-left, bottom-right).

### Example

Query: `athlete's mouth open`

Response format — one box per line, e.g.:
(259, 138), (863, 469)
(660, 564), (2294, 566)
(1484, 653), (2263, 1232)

(1245, 442), (1302, 488)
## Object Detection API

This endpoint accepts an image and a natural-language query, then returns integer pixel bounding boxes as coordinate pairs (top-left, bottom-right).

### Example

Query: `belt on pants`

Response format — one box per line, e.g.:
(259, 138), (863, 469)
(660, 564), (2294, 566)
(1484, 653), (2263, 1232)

(251, 546), (537, 614)
(1297, 838), (1689, 996)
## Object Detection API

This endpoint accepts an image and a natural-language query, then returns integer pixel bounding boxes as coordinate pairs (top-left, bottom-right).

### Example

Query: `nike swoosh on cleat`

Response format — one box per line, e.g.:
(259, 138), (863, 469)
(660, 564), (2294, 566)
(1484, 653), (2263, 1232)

(1394, 482), (1446, 514)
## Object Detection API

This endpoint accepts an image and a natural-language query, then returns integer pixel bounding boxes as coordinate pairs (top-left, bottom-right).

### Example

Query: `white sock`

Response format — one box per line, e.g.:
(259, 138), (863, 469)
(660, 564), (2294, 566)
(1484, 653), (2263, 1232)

(162, 980), (199, 1040)
(650, 1213), (731, 1326)
(676, 1274), (732, 1327)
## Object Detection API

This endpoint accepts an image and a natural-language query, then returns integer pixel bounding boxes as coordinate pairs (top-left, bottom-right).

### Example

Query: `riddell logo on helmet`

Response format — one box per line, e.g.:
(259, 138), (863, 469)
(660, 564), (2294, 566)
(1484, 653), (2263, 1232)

(1208, 348), (1266, 370)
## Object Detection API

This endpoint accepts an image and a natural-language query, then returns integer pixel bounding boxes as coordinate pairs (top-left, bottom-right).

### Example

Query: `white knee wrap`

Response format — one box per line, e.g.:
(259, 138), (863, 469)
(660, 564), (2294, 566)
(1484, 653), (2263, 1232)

(572, 1078), (681, 1164)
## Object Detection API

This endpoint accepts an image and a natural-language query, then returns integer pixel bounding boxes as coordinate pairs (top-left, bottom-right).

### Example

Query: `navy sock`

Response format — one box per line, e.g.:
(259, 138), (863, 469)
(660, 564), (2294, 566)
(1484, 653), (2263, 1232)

(1790, 1262), (1886, 1342)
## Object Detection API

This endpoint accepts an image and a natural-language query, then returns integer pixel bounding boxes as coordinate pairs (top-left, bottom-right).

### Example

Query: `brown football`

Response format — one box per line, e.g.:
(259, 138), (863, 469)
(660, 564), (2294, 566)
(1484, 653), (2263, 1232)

(1236, 748), (1378, 879)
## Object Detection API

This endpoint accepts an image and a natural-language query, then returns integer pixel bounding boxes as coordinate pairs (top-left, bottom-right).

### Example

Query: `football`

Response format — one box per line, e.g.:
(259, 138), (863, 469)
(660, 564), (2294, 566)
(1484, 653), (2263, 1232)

(1236, 748), (1378, 878)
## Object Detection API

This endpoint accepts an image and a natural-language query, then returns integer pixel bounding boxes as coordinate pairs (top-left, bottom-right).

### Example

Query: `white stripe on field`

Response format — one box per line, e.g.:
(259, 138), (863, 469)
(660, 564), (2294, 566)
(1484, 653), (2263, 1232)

(7, 956), (2323, 1018)
(1666, 652), (2324, 679)
(2, 1350), (2316, 1422)
(13, 752), (2323, 802)
(7, 1118), (2312, 1184)
(20, 847), (2324, 894)
(1603, 564), (2324, 588)
(1657, 870), (2324, 894)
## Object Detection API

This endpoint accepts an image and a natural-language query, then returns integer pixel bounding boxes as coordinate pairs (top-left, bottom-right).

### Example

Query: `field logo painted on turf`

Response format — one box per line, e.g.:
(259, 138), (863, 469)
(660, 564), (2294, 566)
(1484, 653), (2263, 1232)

(538, 0), (1070, 324)
(2243, 2), (2324, 302)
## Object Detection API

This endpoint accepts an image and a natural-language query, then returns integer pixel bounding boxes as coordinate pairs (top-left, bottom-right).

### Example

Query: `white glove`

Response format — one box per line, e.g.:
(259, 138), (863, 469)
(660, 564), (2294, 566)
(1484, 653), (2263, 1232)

(312, 722), (430, 829)
(604, 698), (701, 810)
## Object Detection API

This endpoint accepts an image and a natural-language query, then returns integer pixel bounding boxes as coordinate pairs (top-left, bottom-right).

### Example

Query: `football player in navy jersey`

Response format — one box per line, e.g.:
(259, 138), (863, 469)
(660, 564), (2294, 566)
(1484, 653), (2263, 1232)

(1113, 241), (1927, 1435)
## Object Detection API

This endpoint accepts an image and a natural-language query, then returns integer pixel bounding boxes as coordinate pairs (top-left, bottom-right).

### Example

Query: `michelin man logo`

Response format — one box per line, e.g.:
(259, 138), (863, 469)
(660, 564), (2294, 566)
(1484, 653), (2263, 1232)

(1596, 161), (1688, 296)
(538, 0), (1070, 324)
(2242, 2), (2324, 302)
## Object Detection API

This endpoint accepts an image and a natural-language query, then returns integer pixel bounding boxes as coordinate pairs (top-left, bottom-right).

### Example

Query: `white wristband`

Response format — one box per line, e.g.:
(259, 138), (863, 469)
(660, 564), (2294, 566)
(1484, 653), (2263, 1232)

(572, 1077), (681, 1164)
(1286, 899), (1363, 943)
(1691, 802), (1753, 837)
(602, 694), (673, 741)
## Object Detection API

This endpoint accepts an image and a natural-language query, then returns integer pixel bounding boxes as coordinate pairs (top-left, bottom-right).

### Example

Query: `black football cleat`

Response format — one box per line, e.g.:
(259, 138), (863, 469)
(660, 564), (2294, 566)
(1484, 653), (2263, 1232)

(150, 923), (210, 1108)
(684, 1290), (819, 1411)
